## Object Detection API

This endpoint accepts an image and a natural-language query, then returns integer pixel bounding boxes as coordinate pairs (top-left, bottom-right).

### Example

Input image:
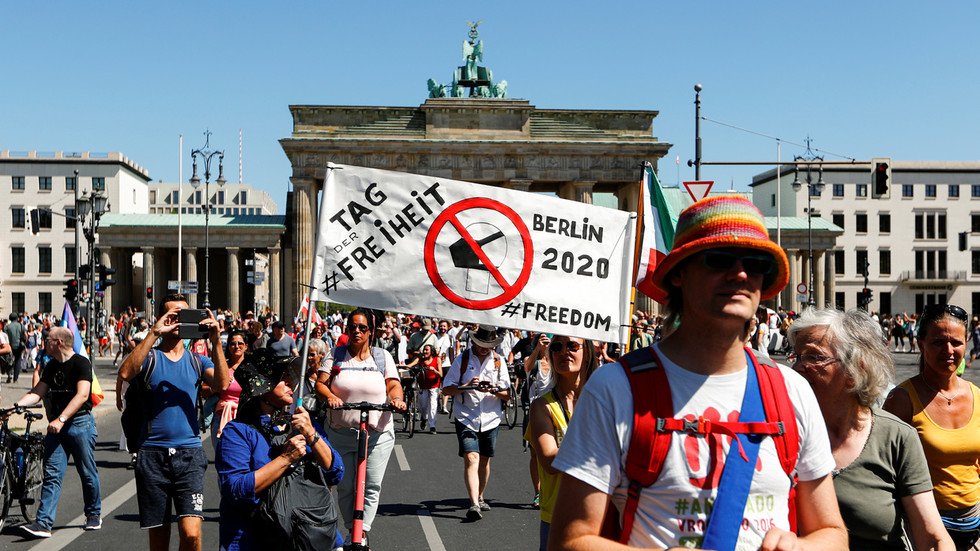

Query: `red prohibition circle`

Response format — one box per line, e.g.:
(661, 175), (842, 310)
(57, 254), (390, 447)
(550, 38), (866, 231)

(423, 197), (534, 310)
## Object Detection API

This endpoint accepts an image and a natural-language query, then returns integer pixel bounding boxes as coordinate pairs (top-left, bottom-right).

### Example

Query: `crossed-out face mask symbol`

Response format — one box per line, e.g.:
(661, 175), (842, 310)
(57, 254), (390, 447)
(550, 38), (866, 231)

(449, 222), (508, 295)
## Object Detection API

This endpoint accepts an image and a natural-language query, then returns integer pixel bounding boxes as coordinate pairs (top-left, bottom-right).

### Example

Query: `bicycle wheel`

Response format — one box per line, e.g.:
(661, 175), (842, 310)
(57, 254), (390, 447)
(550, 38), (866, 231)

(20, 443), (44, 523)
(505, 397), (518, 429)
(0, 461), (12, 532)
(406, 391), (417, 438)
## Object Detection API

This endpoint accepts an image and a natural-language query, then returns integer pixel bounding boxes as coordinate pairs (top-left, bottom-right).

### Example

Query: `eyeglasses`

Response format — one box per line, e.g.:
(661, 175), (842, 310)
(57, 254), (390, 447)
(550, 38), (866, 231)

(228, 342), (247, 347)
(349, 323), (371, 334)
(699, 250), (775, 277)
(921, 304), (968, 323)
(790, 354), (840, 367)
(549, 341), (583, 353)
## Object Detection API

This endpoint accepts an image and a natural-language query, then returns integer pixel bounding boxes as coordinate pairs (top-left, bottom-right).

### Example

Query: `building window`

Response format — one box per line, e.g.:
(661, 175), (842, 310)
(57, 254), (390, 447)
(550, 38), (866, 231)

(36, 208), (52, 231)
(856, 213), (868, 234)
(66, 176), (76, 191)
(12, 247), (25, 273)
(39, 176), (52, 191)
(856, 250), (868, 276)
(902, 184), (914, 197)
(950, 184), (960, 198)
(65, 247), (76, 273)
(973, 251), (980, 275)
(92, 177), (106, 191)
(809, 185), (821, 197)
(832, 213), (844, 230)
(832, 184), (844, 197)
(11, 293), (25, 314)
(880, 250), (891, 275)
(879, 213), (891, 234)
(240, 191), (248, 204)
(925, 184), (937, 198)
(65, 207), (76, 228)
(834, 250), (845, 275)
(856, 184), (867, 198)
(880, 292), (892, 316)
(916, 213), (946, 239)
(12, 208), (26, 229)
(12, 176), (25, 190)
(938, 214), (947, 239)
(835, 292), (845, 310)
(38, 247), (52, 274)
(973, 214), (980, 233)
(150, 190), (157, 204)
(194, 191), (202, 204)
(217, 191), (225, 204)
(973, 185), (980, 198)
(38, 292), (52, 314)
(770, 194), (775, 208)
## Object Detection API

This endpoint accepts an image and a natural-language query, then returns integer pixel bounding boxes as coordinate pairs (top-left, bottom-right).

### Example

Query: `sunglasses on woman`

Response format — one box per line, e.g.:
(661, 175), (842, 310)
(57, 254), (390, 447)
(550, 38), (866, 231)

(699, 250), (775, 277)
(549, 341), (583, 353)
(348, 323), (371, 334)
(921, 304), (968, 322)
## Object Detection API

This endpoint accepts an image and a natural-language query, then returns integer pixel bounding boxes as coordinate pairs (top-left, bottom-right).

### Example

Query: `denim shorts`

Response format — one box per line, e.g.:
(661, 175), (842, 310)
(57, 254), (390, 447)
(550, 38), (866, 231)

(454, 421), (499, 457)
(134, 446), (208, 528)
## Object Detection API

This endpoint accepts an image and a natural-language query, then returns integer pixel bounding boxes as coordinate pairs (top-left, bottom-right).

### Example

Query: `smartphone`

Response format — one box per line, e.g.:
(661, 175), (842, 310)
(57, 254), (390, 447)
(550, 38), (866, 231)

(178, 309), (209, 340)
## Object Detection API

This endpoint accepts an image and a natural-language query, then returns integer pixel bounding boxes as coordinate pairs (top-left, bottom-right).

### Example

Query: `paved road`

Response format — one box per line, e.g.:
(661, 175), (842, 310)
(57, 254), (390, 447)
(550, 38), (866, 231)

(1, 352), (978, 550)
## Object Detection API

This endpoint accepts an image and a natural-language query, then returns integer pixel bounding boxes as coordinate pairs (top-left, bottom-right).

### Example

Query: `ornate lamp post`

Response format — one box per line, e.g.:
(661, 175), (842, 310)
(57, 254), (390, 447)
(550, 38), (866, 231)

(189, 131), (226, 310)
(77, 189), (109, 351)
(791, 139), (825, 309)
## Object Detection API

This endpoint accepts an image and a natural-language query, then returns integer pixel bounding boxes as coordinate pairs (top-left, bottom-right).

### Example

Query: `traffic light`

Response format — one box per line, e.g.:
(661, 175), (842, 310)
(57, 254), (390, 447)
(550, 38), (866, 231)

(961, 231), (969, 252)
(146, 286), (153, 299)
(79, 263), (92, 281)
(871, 158), (891, 198)
(64, 279), (79, 302)
(859, 288), (874, 309)
(29, 208), (41, 235)
(98, 265), (116, 290)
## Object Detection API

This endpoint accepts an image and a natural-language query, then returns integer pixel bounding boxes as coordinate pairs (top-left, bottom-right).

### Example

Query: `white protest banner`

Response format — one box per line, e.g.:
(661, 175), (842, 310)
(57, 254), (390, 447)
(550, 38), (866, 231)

(311, 164), (635, 343)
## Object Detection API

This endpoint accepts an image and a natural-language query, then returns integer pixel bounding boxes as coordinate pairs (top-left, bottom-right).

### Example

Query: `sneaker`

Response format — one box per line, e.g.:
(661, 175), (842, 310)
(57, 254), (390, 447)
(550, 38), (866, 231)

(478, 499), (491, 511)
(531, 492), (540, 509)
(429, 428), (436, 434)
(20, 522), (52, 538)
(128, 454), (137, 469)
(466, 504), (483, 521)
(84, 515), (102, 530)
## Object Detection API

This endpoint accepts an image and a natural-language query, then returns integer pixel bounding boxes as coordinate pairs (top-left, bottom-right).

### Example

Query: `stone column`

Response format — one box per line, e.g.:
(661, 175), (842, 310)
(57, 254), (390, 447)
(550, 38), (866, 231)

(142, 247), (154, 315)
(503, 179), (532, 192)
(825, 250), (836, 308)
(153, 247), (168, 314)
(184, 247), (198, 307)
(617, 182), (641, 213)
(269, 246), (281, 317)
(291, 178), (318, 317)
(283, 248), (294, 319)
(99, 248), (113, 315)
(559, 180), (595, 204)
(111, 248), (130, 312)
(813, 250), (824, 308)
(227, 247), (240, 315)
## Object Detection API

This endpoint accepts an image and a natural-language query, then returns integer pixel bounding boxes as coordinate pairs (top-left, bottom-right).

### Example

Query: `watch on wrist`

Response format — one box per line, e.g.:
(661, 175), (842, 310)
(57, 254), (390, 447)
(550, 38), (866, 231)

(58, 415), (67, 423)
(308, 433), (320, 446)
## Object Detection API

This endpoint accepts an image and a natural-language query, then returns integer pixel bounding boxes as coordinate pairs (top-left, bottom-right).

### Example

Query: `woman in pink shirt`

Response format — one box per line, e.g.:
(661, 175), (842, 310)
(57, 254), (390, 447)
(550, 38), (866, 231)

(205, 330), (248, 447)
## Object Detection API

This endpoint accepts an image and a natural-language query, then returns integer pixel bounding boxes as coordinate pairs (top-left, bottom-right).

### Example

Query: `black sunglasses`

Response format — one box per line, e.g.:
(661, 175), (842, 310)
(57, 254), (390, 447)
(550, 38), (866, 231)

(549, 341), (583, 353)
(348, 323), (371, 334)
(699, 250), (775, 277)
(922, 304), (968, 322)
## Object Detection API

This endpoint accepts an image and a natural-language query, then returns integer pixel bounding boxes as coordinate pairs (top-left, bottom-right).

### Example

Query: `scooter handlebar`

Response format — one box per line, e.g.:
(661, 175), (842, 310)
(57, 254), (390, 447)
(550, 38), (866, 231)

(335, 401), (397, 412)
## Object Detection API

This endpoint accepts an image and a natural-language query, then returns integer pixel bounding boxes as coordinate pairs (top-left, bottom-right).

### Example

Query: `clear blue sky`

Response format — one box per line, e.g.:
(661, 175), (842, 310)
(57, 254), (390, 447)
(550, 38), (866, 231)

(3, 1), (978, 210)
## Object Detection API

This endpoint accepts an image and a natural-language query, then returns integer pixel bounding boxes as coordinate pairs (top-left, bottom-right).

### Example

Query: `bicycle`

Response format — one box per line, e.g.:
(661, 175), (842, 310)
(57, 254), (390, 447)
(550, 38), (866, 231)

(398, 366), (421, 438)
(336, 401), (398, 551)
(0, 404), (46, 530)
(502, 371), (520, 429)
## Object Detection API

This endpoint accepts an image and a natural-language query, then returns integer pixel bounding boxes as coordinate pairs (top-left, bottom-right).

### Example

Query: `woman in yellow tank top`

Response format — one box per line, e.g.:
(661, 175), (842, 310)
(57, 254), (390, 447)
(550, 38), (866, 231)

(526, 335), (597, 551)
(885, 304), (980, 550)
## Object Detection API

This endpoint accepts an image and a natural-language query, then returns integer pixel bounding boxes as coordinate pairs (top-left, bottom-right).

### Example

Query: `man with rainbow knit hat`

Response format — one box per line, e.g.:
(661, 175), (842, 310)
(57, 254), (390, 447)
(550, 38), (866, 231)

(549, 195), (847, 551)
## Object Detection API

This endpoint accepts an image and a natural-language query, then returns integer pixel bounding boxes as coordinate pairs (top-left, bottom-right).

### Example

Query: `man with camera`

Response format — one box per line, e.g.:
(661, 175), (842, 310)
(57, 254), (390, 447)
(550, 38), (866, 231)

(119, 294), (229, 551)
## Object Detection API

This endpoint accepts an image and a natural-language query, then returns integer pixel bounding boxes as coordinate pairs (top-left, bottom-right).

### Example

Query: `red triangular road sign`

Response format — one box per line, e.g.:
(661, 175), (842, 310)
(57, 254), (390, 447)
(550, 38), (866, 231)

(683, 180), (714, 202)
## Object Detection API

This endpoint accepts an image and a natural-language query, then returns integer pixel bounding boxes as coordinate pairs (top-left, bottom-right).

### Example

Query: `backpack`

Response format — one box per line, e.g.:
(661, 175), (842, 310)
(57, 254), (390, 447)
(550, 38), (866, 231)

(601, 346), (800, 546)
(331, 345), (386, 375)
(121, 349), (204, 450)
(252, 430), (339, 550)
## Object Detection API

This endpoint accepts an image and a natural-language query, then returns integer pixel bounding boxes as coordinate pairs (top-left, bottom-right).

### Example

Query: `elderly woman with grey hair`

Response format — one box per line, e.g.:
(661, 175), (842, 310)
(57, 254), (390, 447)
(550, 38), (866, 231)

(789, 307), (953, 551)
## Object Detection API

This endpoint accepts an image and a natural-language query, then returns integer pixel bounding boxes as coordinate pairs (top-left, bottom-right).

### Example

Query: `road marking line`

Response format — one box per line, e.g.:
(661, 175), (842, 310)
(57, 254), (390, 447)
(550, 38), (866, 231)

(393, 444), (410, 471)
(416, 507), (446, 551)
(30, 478), (137, 551)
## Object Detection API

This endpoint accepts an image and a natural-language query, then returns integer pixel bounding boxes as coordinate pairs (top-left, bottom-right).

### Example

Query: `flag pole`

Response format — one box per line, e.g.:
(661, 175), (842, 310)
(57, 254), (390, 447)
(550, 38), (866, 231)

(178, 134), (183, 289)
(626, 163), (649, 352)
(619, 213), (638, 354)
(293, 165), (336, 413)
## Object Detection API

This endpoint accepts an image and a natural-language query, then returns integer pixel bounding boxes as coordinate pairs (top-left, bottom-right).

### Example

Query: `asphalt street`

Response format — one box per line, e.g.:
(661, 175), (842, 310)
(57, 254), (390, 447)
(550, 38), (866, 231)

(0, 351), (978, 550)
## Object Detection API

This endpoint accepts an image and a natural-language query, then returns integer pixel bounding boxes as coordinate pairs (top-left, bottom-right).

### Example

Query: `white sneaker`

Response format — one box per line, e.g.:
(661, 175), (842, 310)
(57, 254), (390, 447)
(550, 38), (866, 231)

(20, 522), (52, 538)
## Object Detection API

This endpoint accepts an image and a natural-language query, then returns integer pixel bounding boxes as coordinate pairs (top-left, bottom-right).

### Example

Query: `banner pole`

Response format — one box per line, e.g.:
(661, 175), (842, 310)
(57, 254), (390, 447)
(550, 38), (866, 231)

(293, 165), (336, 413)
(619, 213), (638, 353)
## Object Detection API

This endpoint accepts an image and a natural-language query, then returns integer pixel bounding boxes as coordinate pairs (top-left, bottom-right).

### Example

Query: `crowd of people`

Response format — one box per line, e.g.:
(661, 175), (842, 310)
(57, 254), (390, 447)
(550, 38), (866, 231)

(2, 194), (980, 550)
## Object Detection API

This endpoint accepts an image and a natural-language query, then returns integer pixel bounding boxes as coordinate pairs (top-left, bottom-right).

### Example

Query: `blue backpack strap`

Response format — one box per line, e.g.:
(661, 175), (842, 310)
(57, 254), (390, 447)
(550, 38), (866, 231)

(370, 347), (387, 376)
(701, 350), (766, 551)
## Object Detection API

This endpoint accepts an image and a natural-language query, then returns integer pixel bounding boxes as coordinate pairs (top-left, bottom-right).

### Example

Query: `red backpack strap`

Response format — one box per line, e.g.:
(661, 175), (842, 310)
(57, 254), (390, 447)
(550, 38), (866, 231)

(747, 348), (800, 532)
(602, 346), (673, 544)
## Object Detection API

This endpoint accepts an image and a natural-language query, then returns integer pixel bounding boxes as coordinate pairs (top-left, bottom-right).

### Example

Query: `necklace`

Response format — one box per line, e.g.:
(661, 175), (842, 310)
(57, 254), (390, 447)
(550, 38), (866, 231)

(921, 376), (959, 406)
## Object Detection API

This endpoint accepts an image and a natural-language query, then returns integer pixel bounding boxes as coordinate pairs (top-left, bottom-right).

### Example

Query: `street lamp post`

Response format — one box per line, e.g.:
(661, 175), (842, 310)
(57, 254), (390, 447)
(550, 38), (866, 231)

(189, 131), (226, 310)
(791, 139), (825, 309)
(77, 189), (109, 352)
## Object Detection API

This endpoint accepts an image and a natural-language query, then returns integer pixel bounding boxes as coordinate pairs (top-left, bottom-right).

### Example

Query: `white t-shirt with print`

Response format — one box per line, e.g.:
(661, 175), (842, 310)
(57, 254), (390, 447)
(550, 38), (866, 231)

(552, 343), (833, 550)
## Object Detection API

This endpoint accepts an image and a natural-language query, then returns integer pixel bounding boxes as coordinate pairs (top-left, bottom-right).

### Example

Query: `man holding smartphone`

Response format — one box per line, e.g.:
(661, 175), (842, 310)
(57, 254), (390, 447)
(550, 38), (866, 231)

(119, 294), (229, 551)
(441, 325), (511, 522)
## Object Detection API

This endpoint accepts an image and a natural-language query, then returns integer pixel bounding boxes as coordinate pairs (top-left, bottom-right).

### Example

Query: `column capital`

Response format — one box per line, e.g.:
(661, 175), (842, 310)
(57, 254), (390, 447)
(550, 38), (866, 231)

(504, 179), (533, 192)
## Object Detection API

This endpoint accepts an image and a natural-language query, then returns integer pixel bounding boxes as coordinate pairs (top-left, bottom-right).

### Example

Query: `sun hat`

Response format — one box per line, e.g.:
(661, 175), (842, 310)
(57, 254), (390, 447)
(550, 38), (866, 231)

(469, 325), (504, 348)
(650, 195), (789, 302)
